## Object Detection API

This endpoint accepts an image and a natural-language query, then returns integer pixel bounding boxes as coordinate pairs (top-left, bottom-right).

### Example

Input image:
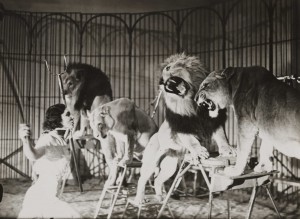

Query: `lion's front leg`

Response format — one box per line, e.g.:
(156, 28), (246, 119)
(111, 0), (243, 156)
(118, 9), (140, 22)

(154, 155), (178, 202)
(73, 110), (90, 139)
(134, 133), (160, 204)
(176, 133), (209, 164)
(97, 134), (117, 185)
(106, 160), (119, 186)
(254, 139), (273, 173)
(224, 122), (257, 177)
(118, 134), (134, 166)
(71, 110), (81, 133)
(157, 121), (208, 162)
(212, 126), (236, 157)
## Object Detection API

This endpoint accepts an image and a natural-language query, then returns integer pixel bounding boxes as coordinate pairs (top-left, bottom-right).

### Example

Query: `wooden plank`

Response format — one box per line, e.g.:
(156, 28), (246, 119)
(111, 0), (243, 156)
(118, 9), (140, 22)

(210, 170), (278, 193)
(272, 177), (300, 188)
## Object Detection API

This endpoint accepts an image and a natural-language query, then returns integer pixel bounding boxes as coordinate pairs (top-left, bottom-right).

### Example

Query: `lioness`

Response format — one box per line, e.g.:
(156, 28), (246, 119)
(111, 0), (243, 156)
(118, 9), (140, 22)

(195, 66), (300, 177)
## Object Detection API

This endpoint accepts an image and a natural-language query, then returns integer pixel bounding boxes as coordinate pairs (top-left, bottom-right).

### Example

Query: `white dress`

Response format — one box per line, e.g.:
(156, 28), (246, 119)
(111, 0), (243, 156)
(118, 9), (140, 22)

(18, 129), (81, 218)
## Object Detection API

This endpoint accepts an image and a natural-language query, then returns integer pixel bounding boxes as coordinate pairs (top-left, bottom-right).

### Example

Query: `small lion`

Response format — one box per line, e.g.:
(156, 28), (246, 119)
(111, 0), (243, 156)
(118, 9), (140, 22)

(134, 53), (235, 204)
(88, 98), (157, 185)
(195, 66), (300, 177)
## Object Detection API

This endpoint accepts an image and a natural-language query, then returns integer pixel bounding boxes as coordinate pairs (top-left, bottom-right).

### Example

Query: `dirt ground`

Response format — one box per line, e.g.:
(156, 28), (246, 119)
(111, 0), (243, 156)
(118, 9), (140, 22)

(0, 177), (299, 219)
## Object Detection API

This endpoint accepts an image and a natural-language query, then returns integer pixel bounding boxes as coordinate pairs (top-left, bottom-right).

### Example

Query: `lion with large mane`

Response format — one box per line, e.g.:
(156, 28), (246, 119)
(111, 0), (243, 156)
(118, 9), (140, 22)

(61, 63), (112, 129)
(134, 53), (236, 203)
(195, 66), (300, 177)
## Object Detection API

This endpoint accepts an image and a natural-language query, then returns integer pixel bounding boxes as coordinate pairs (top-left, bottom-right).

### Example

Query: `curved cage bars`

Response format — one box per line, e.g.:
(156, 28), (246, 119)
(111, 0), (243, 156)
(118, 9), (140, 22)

(179, 6), (223, 30)
(131, 12), (177, 32)
(0, 11), (31, 57)
(81, 14), (131, 58)
(132, 30), (176, 55)
(31, 13), (81, 34)
(177, 1), (242, 67)
(29, 13), (81, 56)
(1, 10), (31, 33)
(82, 18), (129, 50)
(0, 55), (26, 123)
(82, 14), (130, 35)
(83, 28), (128, 52)
(131, 12), (178, 51)
(0, 0), (298, 185)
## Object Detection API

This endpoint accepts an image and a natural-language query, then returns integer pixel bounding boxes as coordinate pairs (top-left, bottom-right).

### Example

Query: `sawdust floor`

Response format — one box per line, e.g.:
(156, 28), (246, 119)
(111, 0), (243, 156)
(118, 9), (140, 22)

(0, 177), (299, 219)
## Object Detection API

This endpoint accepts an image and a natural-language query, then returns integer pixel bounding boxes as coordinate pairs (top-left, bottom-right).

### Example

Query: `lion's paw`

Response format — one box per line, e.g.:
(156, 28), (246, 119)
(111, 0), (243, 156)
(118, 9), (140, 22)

(191, 156), (201, 165)
(195, 146), (209, 160)
(218, 145), (237, 157)
(72, 130), (86, 140)
(223, 166), (244, 177)
(253, 162), (273, 173)
(132, 197), (150, 205)
(155, 194), (164, 203)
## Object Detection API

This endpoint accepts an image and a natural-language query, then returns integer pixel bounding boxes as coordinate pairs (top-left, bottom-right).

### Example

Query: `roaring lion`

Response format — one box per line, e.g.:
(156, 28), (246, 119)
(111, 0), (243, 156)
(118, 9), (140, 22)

(195, 66), (300, 177)
(134, 53), (235, 203)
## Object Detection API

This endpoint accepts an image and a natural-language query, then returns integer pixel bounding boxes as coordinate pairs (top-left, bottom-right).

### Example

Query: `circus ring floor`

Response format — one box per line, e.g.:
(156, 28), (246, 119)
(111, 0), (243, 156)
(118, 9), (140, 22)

(0, 177), (299, 219)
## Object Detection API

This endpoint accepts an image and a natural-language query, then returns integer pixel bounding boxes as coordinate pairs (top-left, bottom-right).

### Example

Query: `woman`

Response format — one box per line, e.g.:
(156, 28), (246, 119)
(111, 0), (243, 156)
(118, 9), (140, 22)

(18, 104), (81, 218)
(19, 104), (71, 162)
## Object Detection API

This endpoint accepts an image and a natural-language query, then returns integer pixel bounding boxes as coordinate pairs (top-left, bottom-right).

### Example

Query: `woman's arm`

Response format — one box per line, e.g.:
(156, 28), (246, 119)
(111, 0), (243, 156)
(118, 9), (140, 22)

(19, 124), (45, 161)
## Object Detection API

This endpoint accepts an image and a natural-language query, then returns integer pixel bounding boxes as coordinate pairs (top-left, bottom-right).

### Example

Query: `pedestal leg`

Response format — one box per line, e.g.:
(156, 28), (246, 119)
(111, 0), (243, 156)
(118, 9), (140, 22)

(246, 185), (257, 219)
(264, 185), (281, 218)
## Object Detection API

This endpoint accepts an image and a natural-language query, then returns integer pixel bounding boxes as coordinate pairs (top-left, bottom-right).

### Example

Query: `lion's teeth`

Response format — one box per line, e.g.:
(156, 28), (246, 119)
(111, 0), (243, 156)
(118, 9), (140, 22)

(166, 87), (172, 92)
(204, 100), (211, 106)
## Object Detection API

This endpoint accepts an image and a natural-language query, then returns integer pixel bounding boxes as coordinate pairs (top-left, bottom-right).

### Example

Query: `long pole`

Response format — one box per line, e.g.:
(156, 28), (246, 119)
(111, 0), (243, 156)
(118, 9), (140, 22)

(44, 60), (83, 192)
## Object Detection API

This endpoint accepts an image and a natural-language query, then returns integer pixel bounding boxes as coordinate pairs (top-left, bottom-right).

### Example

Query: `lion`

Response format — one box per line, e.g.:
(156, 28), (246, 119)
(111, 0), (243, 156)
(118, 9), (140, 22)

(61, 63), (112, 135)
(134, 53), (236, 203)
(195, 66), (300, 177)
(61, 63), (116, 170)
(88, 98), (158, 185)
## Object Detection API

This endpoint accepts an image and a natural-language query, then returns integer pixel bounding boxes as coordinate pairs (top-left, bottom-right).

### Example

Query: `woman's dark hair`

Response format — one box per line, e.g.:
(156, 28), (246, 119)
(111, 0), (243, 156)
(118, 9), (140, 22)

(42, 104), (66, 131)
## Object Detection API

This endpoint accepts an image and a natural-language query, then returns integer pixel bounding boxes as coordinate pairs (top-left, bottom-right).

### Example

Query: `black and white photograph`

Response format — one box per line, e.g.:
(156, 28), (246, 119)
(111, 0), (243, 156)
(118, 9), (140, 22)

(0, 0), (300, 218)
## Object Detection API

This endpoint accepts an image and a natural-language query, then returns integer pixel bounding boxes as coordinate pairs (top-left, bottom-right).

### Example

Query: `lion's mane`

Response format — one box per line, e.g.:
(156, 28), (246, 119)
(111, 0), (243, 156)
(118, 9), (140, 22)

(63, 63), (113, 113)
(161, 53), (227, 146)
(160, 53), (209, 93)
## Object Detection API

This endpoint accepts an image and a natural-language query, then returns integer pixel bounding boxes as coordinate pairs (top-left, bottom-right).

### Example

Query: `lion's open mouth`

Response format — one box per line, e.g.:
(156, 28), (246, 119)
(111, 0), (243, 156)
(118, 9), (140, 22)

(200, 99), (216, 111)
(162, 76), (190, 97)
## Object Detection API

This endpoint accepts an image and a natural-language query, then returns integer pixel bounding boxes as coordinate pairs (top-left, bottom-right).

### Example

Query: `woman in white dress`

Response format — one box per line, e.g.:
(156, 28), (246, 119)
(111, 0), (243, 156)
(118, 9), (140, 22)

(18, 104), (81, 218)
